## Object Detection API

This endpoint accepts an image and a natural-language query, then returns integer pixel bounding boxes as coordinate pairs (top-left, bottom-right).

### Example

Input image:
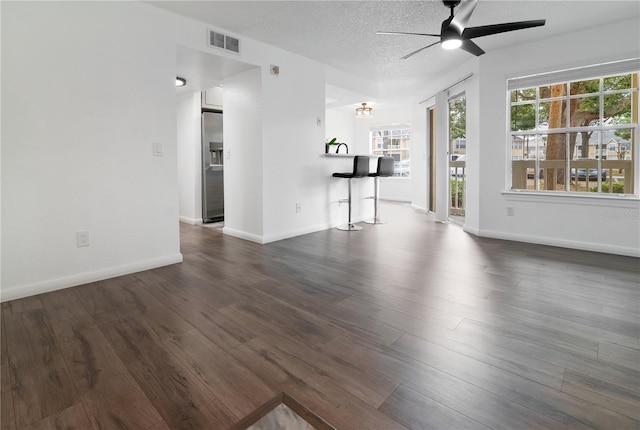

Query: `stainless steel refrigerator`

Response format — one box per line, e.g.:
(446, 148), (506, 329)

(202, 112), (224, 223)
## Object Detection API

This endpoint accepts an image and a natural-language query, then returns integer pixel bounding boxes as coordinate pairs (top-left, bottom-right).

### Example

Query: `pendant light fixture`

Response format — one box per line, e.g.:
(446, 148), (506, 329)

(356, 102), (373, 118)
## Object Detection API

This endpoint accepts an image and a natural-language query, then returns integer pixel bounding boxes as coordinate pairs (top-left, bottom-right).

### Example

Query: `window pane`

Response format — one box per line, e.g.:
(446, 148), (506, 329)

(539, 83), (566, 99)
(539, 133), (567, 191)
(570, 79), (599, 95)
(571, 96), (600, 126)
(539, 100), (566, 129)
(371, 125), (410, 177)
(569, 132), (602, 192)
(511, 103), (536, 131)
(511, 136), (535, 190)
(604, 92), (632, 124)
(603, 74), (633, 91)
(603, 128), (633, 193)
(511, 88), (536, 102)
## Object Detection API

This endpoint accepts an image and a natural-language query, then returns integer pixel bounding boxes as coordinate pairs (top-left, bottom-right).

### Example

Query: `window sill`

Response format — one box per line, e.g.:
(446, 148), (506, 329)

(502, 190), (639, 207)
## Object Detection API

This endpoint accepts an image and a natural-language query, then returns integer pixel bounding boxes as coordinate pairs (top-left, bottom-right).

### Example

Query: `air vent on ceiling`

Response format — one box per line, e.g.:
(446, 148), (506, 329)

(208, 29), (240, 54)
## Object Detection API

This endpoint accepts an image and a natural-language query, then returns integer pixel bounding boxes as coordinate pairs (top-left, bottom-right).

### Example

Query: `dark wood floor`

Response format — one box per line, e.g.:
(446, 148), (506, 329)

(2, 202), (639, 430)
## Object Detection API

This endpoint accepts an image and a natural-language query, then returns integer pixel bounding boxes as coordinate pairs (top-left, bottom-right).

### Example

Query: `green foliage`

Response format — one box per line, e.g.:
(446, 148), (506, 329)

(510, 74), (634, 132)
(511, 103), (536, 131)
(450, 179), (464, 206)
(590, 182), (625, 193)
(449, 97), (466, 140)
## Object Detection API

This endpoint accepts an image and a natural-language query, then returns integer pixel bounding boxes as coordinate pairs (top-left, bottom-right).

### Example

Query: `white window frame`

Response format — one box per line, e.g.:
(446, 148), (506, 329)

(370, 124), (411, 178)
(507, 59), (639, 198)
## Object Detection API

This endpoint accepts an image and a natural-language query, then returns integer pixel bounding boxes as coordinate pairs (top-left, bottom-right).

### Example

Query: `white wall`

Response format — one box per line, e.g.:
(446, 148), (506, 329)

(1, 2), (183, 300)
(223, 68), (265, 241)
(176, 92), (202, 224)
(476, 17), (639, 256)
(261, 53), (328, 241)
(168, 7), (377, 242)
(325, 109), (355, 147)
(410, 18), (639, 256)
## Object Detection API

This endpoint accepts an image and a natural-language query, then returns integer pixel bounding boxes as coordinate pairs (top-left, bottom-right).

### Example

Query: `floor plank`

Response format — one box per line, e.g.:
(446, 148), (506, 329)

(99, 315), (237, 429)
(162, 329), (276, 420)
(4, 309), (78, 429)
(1, 202), (638, 429)
(229, 337), (408, 430)
(379, 384), (491, 430)
(1, 365), (16, 430)
(51, 315), (162, 430)
(18, 404), (92, 430)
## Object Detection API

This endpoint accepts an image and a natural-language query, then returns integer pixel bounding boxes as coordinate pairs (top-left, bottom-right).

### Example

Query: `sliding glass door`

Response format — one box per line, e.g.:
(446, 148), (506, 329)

(448, 94), (466, 223)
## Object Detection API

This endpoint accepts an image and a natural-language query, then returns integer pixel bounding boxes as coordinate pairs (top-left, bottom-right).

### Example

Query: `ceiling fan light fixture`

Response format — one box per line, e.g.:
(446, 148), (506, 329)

(356, 102), (373, 118)
(441, 37), (462, 50)
(176, 77), (187, 87)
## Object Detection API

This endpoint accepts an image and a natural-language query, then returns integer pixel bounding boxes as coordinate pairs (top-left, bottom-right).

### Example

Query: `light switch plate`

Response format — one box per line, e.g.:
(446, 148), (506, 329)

(153, 142), (163, 156)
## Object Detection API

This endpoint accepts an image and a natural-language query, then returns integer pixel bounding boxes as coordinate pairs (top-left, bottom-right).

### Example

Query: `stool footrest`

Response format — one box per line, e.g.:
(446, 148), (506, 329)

(364, 217), (386, 225)
(336, 223), (363, 231)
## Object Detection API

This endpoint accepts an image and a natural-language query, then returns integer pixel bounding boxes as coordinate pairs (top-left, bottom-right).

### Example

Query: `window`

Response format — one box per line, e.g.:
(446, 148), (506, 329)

(370, 125), (410, 177)
(508, 61), (638, 195)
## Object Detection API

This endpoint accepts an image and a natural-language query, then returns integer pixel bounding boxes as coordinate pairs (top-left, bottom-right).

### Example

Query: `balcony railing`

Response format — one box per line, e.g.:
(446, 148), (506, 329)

(512, 159), (634, 194)
(450, 159), (466, 216)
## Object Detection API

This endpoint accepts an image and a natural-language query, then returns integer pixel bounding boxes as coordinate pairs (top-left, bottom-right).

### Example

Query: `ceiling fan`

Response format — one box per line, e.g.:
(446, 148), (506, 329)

(377, 0), (546, 59)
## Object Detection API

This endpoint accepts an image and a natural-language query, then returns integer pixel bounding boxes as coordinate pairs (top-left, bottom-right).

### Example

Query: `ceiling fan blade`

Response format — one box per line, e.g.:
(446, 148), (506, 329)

(460, 39), (485, 56)
(401, 41), (440, 60)
(450, 0), (478, 34)
(462, 20), (546, 39)
(377, 31), (440, 37)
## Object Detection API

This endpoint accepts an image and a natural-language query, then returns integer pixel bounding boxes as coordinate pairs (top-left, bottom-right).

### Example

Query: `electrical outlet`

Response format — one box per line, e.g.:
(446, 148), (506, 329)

(296, 203), (301, 213)
(507, 207), (515, 217)
(76, 231), (90, 247)
(317, 118), (322, 127)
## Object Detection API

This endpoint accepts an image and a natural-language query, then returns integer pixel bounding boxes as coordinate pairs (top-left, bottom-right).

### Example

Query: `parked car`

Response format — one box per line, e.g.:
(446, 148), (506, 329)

(527, 169), (544, 179)
(571, 168), (606, 181)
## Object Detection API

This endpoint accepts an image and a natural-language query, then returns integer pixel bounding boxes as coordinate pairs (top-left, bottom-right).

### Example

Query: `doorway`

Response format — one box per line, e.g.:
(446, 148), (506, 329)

(448, 94), (466, 223)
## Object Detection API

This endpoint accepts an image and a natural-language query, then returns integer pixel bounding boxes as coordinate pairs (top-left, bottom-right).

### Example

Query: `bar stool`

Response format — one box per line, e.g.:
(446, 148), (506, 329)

(332, 156), (369, 231)
(364, 156), (395, 224)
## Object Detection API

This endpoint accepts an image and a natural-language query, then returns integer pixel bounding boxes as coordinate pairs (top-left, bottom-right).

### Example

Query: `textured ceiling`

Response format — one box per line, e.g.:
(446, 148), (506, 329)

(153, 0), (639, 84)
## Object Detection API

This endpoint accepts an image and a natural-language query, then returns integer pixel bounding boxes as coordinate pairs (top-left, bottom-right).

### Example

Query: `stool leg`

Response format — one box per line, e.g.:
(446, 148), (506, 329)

(337, 178), (363, 231)
(364, 177), (386, 224)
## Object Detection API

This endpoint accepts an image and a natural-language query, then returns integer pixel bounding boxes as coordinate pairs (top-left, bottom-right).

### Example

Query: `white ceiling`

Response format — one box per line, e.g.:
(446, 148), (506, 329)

(157, 1), (639, 105)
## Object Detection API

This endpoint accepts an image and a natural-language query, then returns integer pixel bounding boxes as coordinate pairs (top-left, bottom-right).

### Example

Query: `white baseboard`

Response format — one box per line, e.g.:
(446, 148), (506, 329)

(222, 223), (332, 244)
(179, 216), (202, 225)
(1, 253), (184, 302)
(221, 227), (265, 244)
(261, 223), (332, 244)
(477, 228), (640, 258)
